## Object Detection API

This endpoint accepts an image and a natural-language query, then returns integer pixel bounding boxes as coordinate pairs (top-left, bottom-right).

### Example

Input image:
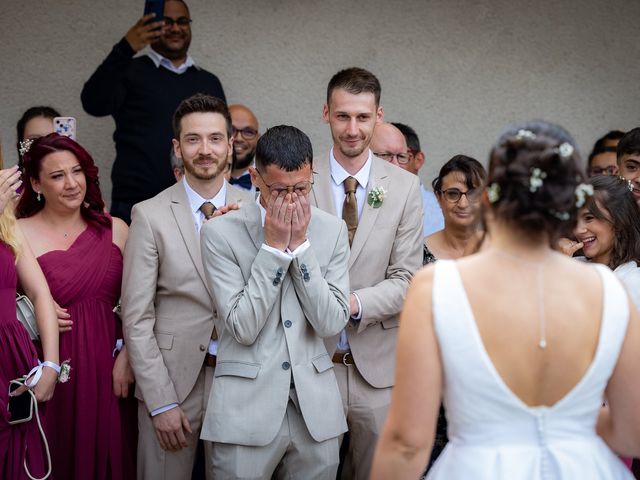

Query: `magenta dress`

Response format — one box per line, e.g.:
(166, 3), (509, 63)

(0, 242), (48, 479)
(38, 222), (136, 480)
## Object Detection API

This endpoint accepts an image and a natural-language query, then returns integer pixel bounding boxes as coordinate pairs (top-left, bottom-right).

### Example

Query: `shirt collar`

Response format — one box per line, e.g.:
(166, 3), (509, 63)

(182, 176), (227, 215)
(329, 148), (372, 189)
(142, 47), (196, 74)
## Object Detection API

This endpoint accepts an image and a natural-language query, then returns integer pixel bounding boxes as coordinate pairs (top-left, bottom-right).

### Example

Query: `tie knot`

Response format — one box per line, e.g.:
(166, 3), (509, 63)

(344, 176), (358, 195)
(199, 201), (216, 220)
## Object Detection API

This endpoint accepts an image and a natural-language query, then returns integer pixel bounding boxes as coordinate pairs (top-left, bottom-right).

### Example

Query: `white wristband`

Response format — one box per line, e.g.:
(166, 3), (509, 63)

(25, 360), (61, 388)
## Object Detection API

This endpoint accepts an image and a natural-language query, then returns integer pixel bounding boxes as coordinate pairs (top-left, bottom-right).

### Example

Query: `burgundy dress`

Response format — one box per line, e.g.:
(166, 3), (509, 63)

(38, 222), (135, 480)
(0, 242), (47, 479)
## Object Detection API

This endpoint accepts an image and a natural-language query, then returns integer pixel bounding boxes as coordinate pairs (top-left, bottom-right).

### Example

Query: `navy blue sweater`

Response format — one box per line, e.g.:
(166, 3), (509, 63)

(81, 38), (226, 204)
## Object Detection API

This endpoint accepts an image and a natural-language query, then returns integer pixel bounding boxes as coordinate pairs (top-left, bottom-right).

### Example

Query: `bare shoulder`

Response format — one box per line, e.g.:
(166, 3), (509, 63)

(111, 217), (129, 253)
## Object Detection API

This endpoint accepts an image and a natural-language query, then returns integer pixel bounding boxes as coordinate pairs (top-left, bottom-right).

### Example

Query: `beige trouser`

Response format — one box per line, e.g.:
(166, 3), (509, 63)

(334, 361), (393, 480)
(209, 394), (340, 479)
(137, 365), (214, 480)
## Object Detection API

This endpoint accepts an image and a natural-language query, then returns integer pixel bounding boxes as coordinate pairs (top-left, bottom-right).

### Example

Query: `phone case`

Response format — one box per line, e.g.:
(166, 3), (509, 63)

(53, 117), (77, 141)
(7, 381), (34, 425)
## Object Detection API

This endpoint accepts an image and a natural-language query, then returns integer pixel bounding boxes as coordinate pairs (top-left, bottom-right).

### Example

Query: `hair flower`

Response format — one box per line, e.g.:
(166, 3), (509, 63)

(550, 209), (570, 221)
(557, 142), (574, 159)
(529, 167), (547, 193)
(516, 129), (536, 140)
(575, 183), (594, 208)
(487, 183), (501, 203)
(19, 138), (34, 157)
(367, 186), (386, 208)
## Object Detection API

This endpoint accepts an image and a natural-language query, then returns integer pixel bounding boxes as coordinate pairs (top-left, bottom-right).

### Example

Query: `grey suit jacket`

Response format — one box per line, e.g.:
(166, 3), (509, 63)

(122, 181), (251, 413)
(199, 203), (350, 446)
(311, 153), (424, 388)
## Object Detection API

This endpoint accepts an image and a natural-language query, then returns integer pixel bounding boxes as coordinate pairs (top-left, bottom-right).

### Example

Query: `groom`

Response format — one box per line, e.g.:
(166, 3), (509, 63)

(200, 125), (350, 478)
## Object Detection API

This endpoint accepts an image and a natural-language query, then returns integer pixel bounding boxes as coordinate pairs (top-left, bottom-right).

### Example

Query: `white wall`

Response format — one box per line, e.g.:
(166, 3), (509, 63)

(2, 0), (639, 204)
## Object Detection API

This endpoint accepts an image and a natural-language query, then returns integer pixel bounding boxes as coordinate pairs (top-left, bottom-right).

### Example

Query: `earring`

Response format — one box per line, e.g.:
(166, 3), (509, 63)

(37, 192), (41, 202)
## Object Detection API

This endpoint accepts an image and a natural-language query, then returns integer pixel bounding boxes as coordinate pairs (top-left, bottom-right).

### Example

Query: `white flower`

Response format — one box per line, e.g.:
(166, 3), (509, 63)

(368, 186), (386, 208)
(487, 183), (501, 203)
(529, 167), (547, 193)
(58, 360), (72, 384)
(516, 129), (536, 140)
(557, 142), (574, 159)
(575, 183), (594, 208)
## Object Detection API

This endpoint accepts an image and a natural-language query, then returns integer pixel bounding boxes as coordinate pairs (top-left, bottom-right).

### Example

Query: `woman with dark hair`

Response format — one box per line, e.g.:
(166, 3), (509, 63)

(372, 121), (640, 479)
(16, 106), (60, 162)
(0, 148), (59, 480)
(16, 133), (136, 479)
(424, 155), (487, 264)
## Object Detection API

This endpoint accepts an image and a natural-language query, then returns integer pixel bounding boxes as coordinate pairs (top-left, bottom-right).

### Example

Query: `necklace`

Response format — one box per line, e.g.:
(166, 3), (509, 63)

(493, 249), (550, 349)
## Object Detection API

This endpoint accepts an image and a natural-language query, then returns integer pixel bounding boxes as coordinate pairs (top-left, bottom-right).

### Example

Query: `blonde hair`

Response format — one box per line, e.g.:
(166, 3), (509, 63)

(0, 146), (21, 259)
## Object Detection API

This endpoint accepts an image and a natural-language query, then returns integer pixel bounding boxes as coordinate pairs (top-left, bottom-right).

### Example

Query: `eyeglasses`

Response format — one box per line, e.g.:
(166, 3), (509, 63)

(589, 165), (618, 177)
(256, 170), (314, 196)
(373, 152), (410, 165)
(163, 16), (192, 27)
(438, 188), (481, 203)
(232, 126), (258, 140)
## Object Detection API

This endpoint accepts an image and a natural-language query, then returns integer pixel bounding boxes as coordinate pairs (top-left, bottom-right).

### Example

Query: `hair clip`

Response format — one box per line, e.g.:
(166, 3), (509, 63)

(487, 183), (501, 203)
(19, 138), (34, 157)
(556, 142), (574, 160)
(529, 167), (547, 193)
(516, 129), (536, 140)
(575, 183), (594, 208)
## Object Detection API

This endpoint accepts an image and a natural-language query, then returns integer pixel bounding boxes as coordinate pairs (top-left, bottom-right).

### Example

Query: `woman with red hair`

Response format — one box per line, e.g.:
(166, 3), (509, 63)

(16, 133), (136, 480)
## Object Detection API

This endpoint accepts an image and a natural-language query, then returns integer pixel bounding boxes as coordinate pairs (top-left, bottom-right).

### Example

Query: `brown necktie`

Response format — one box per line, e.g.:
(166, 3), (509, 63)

(200, 201), (216, 220)
(342, 177), (358, 245)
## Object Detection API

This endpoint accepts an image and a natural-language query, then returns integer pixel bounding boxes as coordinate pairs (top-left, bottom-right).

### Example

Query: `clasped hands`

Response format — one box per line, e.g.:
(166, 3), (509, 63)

(264, 190), (311, 252)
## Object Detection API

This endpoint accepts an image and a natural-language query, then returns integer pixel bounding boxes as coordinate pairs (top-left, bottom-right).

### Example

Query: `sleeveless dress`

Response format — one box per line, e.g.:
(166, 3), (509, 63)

(0, 242), (47, 479)
(427, 260), (634, 480)
(38, 223), (136, 480)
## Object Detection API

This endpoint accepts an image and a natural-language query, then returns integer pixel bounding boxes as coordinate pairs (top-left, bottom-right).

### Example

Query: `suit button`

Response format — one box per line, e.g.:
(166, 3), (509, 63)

(300, 263), (308, 272)
(199, 344), (206, 352)
(273, 278), (280, 286)
(276, 267), (284, 276)
(284, 320), (292, 328)
(282, 361), (290, 370)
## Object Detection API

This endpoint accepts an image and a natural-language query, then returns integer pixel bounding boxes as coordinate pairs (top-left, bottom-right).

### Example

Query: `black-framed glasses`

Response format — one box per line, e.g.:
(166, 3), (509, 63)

(256, 170), (314, 196)
(373, 151), (410, 165)
(589, 165), (618, 177)
(163, 16), (192, 27)
(439, 188), (481, 203)
(232, 126), (258, 140)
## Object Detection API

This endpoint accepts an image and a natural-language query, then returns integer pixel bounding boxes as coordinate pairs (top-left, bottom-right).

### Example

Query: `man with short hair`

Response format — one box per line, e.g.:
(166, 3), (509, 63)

(122, 94), (250, 480)
(82, 0), (226, 224)
(587, 130), (624, 177)
(311, 68), (424, 479)
(228, 104), (260, 191)
(391, 122), (444, 236)
(617, 127), (640, 203)
(200, 125), (350, 478)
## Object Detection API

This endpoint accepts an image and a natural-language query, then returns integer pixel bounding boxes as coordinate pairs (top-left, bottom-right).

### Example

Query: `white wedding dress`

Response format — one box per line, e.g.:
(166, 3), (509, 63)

(427, 260), (634, 480)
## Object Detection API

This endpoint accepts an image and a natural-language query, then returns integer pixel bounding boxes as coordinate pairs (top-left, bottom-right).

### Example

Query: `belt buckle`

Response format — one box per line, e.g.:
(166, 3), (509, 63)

(342, 352), (353, 366)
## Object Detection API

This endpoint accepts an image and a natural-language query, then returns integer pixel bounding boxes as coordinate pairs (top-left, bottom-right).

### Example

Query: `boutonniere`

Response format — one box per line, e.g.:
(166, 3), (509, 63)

(367, 186), (386, 208)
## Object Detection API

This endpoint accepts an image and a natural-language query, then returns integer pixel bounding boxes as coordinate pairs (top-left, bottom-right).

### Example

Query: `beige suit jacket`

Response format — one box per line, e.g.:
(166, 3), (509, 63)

(310, 153), (424, 388)
(122, 181), (251, 413)
(200, 203), (350, 446)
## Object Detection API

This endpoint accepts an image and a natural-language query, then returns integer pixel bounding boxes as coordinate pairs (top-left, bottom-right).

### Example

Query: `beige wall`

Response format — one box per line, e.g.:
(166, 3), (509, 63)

(2, 0), (639, 204)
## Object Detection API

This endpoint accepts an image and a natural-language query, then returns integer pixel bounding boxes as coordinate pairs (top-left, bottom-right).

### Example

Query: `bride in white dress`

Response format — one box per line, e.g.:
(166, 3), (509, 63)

(371, 121), (640, 479)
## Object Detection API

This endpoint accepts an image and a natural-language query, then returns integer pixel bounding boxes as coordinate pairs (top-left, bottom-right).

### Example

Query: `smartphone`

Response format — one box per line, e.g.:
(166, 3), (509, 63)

(7, 381), (34, 425)
(53, 117), (76, 141)
(144, 0), (165, 26)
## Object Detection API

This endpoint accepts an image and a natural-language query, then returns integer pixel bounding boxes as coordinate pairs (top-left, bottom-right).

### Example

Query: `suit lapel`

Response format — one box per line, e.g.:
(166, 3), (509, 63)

(243, 203), (265, 252)
(310, 153), (336, 213)
(169, 183), (211, 295)
(349, 159), (390, 267)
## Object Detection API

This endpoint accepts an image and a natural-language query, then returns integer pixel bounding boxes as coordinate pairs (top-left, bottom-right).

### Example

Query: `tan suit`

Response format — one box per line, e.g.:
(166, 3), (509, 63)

(310, 153), (424, 479)
(200, 203), (350, 479)
(122, 181), (251, 480)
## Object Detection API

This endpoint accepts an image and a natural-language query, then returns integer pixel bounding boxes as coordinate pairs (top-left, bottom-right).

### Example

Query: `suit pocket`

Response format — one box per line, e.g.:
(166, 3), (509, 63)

(381, 318), (399, 329)
(214, 361), (261, 379)
(311, 353), (333, 373)
(156, 332), (174, 350)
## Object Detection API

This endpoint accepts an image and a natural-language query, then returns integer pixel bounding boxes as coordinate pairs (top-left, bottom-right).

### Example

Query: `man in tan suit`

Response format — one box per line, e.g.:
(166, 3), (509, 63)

(200, 125), (350, 479)
(122, 94), (251, 479)
(311, 68), (424, 479)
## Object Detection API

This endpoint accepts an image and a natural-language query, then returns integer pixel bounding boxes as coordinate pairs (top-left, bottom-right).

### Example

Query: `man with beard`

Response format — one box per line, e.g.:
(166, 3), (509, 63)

(123, 94), (251, 480)
(81, 0), (226, 224)
(228, 104), (260, 192)
(310, 67), (423, 479)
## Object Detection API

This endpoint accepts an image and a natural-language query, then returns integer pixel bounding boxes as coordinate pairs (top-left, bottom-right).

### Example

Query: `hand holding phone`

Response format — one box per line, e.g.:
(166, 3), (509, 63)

(125, 6), (165, 52)
(8, 380), (34, 425)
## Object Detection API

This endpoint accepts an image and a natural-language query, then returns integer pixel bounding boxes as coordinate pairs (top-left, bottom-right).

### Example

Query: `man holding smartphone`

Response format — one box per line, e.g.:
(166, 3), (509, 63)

(81, 0), (226, 224)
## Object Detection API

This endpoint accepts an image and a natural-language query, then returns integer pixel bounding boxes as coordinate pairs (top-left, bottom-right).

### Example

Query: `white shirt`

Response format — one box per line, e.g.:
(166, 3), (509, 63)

(329, 148), (370, 351)
(141, 46), (196, 75)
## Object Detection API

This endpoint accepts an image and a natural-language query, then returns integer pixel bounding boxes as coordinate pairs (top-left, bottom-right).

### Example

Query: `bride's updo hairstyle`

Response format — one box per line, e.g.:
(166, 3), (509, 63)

(487, 120), (585, 240)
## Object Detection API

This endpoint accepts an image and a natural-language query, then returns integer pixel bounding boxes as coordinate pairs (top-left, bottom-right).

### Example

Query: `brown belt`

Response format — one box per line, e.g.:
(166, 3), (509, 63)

(332, 351), (354, 366)
(204, 353), (217, 368)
